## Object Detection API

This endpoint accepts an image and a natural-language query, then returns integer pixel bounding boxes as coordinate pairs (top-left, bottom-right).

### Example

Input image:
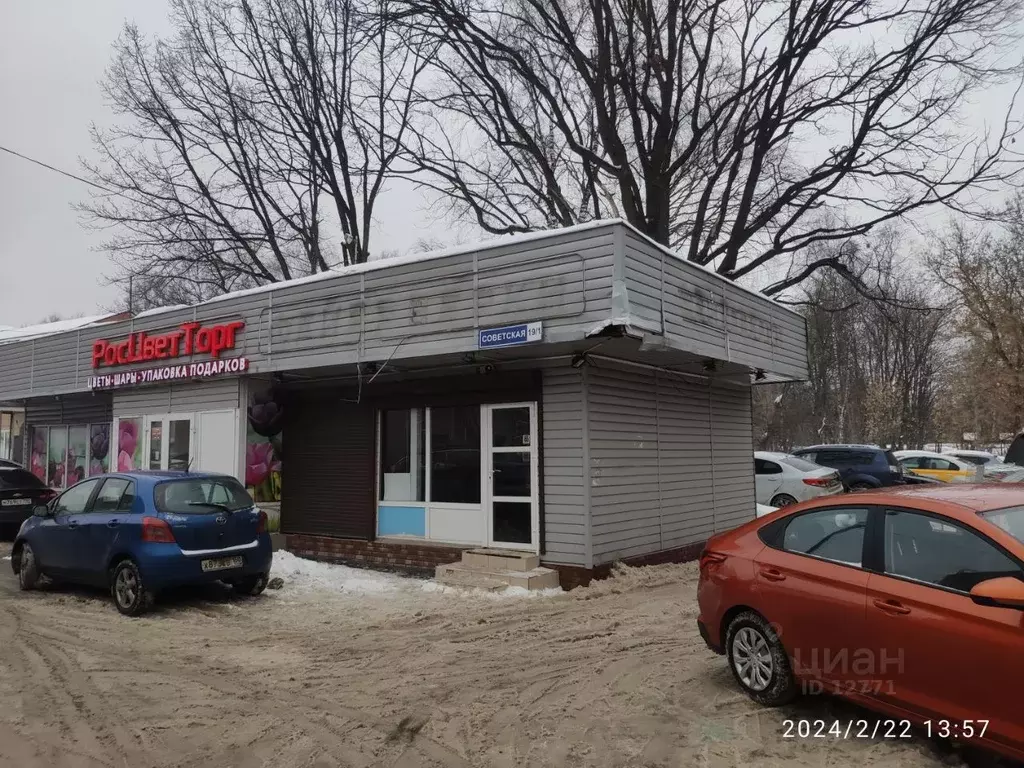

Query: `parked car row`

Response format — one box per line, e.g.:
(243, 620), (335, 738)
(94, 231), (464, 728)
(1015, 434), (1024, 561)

(757, 443), (1024, 509)
(755, 445), (917, 508)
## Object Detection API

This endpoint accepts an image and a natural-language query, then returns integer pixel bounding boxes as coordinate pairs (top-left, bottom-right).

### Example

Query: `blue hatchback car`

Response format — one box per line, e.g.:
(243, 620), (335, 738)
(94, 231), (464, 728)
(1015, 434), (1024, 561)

(11, 471), (273, 616)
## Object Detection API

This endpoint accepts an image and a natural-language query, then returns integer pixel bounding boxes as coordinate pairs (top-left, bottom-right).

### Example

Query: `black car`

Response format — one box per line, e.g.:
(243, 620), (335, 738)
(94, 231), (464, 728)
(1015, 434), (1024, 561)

(791, 444), (904, 490)
(0, 467), (56, 537)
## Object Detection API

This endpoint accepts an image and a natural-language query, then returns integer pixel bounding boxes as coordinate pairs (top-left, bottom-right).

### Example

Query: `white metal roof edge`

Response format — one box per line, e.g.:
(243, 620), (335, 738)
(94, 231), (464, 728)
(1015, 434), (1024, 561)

(202, 219), (628, 306)
(0, 313), (125, 346)
(1, 218), (800, 349)
(616, 222), (803, 319)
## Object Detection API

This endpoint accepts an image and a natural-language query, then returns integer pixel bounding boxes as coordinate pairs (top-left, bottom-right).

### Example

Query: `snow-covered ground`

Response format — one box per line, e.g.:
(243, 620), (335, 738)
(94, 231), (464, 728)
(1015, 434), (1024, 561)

(268, 549), (562, 599)
(269, 550), (417, 594)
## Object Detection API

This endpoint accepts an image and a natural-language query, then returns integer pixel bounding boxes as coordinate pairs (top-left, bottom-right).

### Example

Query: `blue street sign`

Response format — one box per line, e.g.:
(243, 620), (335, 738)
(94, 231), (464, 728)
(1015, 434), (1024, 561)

(478, 321), (543, 349)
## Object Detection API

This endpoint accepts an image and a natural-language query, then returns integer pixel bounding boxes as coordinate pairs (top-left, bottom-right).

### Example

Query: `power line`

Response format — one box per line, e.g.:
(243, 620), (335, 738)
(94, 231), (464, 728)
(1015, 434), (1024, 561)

(0, 144), (112, 192)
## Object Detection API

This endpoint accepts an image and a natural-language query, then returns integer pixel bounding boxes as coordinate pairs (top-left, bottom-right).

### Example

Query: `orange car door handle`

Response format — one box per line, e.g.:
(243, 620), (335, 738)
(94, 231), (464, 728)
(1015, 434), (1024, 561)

(873, 599), (911, 615)
(759, 568), (786, 582)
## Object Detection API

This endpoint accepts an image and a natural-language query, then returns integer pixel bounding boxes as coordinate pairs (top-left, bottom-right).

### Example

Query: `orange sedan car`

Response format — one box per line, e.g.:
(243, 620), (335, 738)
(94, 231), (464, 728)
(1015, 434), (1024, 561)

(698, 485), (1024, 762)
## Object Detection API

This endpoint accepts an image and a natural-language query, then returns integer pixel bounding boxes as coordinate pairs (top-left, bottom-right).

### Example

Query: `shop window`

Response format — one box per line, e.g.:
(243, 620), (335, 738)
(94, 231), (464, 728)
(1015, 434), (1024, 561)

(148, 421), (163, 470)
(430, 405), (481, 504)
(25, 423), (113, 489)
(0, 412), (11, 460)
(29, 428), (48, 482)
(168, 419), (191, 471)
(67, 426), (89, 486)
(118, 418), (142, 472)
(11, 412), (24, 465)
(89, 424), (110, 476)
(48, 427), (68, 489)
(380, 409), (425, 502)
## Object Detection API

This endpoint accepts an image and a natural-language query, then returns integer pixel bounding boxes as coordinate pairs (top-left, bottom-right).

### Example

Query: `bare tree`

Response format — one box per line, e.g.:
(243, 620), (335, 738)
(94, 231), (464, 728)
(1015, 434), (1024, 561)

(396, 0), (1022, 293)
(755, 229), (947, 449)
(81, 0), (430, 305)
(928, 194), (1024, 431)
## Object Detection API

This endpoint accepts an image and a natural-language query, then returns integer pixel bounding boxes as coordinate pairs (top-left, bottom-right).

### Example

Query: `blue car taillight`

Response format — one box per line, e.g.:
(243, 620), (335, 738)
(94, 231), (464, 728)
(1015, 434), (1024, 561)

(141, 516), (176, 543)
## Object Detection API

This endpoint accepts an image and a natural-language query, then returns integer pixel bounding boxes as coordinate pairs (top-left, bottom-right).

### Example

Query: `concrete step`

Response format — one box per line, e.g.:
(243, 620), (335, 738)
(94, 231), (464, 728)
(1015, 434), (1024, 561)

(435, 562), (560, 591)
(432, 566), (508, 592)
(461, 548), (540, 572)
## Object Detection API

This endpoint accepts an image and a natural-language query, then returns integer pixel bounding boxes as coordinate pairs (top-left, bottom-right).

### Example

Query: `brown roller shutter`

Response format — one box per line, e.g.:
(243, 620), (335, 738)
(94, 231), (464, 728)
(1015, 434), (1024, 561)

(25, 392), (112, 425)
(280, 395), (376, 540)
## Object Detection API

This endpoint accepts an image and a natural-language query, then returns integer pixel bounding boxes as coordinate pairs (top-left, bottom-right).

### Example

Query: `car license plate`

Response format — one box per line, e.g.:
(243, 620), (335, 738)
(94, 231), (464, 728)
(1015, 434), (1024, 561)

(201, 556), (244, 572)
(1, 498), (32, 506)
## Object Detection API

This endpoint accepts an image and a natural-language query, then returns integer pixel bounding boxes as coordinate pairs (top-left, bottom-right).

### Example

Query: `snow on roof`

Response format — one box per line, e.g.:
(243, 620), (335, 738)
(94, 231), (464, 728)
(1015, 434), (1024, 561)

(203, 219), (622, 306)
(201, 218), (800, 318)
(133, 304), (189, 319)
(0, 314), (125, 345)
(0, 220), (798, 348)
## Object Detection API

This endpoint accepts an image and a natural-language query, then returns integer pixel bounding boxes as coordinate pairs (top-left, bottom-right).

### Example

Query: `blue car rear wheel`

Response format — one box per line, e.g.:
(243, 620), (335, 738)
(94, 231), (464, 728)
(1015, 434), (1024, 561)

(112, 560), (154, 617)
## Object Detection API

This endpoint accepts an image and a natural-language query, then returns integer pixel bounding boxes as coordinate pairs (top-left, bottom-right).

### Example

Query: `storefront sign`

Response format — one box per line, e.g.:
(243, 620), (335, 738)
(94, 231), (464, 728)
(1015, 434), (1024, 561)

(478, 322), (543, 349)
(91, 321), (244, 369)
(88, 356), (250, 390)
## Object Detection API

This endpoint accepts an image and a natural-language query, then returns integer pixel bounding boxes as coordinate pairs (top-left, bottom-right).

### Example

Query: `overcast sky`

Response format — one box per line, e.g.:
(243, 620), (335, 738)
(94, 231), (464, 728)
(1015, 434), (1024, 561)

(1, 3), (1020, 328)
(0, 0), (446, 328)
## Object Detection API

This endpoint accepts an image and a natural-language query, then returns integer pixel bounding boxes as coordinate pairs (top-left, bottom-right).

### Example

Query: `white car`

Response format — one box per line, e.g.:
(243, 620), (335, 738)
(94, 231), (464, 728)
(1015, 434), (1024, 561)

(755, 503), (778, 518)
(943, 449), (1001, 467)
(753, 451), (843, 507)
(942, 450), (1016, 480)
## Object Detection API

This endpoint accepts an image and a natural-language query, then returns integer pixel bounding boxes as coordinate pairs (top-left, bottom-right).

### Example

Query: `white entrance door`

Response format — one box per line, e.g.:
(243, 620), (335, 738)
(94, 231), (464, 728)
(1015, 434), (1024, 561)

(195, 410), (240, 477)
(483, 403), (539, 550)
(144, 414), (194, 471)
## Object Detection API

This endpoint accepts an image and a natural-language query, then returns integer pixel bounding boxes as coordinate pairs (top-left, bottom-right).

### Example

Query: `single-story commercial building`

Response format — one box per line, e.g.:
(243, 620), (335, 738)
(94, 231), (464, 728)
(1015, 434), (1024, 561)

(0, 221), (807, 585)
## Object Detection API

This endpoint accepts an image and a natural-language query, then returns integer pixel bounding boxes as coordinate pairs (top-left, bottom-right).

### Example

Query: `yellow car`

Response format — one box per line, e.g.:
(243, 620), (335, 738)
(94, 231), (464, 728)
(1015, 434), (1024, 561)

(894, 450), (979, 483)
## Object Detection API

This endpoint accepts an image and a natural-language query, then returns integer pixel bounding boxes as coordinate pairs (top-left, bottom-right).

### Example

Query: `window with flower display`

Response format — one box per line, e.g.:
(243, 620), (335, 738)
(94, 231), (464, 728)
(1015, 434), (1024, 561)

(246, 386), (283, 503)
(29, 423), (112, 489)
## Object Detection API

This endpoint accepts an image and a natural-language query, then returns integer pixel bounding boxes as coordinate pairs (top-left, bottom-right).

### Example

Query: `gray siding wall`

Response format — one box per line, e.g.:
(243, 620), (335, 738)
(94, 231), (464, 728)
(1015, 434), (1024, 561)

(621, 228), (808, 380)
(540, 367), (588, 566)
(0, 225), (617, 400)
(113, 378), (242, 417)
(586, 363), (754, 565)
(709, 384), (759, 531)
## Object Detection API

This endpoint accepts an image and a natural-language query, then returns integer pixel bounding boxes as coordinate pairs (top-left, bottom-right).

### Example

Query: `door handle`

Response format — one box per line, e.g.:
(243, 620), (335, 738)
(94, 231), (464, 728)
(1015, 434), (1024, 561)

(873, 599), (911, 615)
(759, 568), (786, 582)
(68, 520), (79, 530)
(107, 519), (120, 528)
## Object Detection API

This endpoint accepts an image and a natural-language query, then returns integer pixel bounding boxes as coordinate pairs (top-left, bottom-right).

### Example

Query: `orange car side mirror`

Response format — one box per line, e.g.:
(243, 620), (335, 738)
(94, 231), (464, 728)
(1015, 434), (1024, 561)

(970, 577), (1024, 610)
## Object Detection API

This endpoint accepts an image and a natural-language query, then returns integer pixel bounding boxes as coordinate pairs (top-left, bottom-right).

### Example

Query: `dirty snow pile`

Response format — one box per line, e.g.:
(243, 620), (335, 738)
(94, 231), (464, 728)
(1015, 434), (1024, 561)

(270, 550), (416, 594)
(421, 581), (563, 599)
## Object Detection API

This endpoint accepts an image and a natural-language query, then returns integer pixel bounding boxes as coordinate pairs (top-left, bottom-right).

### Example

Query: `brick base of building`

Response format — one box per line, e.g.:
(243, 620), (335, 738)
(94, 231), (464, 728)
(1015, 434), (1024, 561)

(285, 534), (469, 578)
(285, 534), (706, 590)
